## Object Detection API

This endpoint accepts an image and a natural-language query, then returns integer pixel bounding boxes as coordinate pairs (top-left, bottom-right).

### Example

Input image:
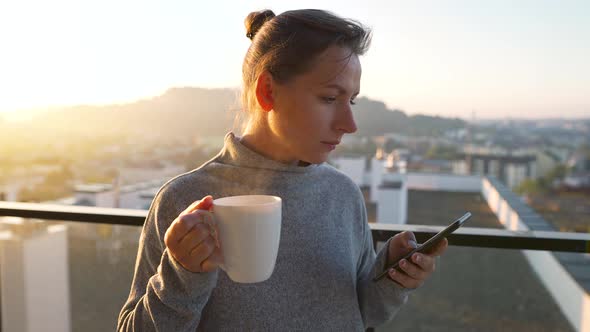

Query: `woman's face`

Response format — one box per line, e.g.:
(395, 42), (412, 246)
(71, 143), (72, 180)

(270, 45), (361, 165)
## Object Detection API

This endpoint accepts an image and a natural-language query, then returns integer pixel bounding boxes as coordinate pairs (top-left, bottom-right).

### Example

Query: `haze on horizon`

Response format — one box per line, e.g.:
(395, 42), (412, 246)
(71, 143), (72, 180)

(0, 0), (588, 120)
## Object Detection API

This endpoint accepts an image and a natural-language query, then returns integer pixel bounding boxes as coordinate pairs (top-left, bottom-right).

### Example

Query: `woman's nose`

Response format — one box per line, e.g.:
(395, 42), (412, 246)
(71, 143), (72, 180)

(336, 105), (357, 134)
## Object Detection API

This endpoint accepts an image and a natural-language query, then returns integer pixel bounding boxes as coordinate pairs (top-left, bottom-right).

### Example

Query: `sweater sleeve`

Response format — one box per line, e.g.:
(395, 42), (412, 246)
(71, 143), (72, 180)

(117, 185), (218, 331)
(356, 200), (411, 329)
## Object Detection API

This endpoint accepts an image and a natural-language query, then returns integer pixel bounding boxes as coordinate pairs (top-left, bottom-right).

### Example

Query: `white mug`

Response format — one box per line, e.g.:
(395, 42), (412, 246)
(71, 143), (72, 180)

(199, 195), (282, 283)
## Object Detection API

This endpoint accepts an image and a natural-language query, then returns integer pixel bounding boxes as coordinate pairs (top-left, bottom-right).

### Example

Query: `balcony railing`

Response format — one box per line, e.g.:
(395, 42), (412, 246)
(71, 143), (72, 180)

(1, 201), (589, 332)
(1, 201), (588, 253)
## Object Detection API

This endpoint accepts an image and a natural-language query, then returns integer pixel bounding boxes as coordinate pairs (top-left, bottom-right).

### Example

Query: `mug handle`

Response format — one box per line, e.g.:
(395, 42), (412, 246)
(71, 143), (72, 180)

(196, 209), (226, 271)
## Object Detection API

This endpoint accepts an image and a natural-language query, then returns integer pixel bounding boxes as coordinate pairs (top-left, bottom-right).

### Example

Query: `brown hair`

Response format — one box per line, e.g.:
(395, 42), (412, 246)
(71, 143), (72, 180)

(237, 9), (372, 132)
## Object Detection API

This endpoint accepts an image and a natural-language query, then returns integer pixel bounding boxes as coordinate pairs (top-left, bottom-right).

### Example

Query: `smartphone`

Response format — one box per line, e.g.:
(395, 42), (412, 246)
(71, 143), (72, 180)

(373, 212), (471, 282)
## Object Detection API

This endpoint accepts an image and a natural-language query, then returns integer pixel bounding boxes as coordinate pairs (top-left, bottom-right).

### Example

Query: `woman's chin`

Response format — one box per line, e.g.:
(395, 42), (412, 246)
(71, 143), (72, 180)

(303, 153), (329, 165)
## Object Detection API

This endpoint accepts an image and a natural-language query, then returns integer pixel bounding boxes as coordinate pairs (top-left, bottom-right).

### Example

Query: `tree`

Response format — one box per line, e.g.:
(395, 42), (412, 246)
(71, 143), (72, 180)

(384, 138), (404, 153)
(546, 165), (567, 182)
(515, 179), (544, 195)
(515, 164), (568, 195)
(44, 164), (74, 186)
(425, 144), (460, 160)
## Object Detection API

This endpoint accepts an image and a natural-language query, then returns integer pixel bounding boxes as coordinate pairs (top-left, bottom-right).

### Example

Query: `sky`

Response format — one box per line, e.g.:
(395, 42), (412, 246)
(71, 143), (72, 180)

(0, 0), (589, 119)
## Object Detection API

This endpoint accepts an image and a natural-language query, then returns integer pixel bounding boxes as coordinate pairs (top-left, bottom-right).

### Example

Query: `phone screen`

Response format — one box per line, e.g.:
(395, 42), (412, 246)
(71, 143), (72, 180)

(373, 212), (471, 282)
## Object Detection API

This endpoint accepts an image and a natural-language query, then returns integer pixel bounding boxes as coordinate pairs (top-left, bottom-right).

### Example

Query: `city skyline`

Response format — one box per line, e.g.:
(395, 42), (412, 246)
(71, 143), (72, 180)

(1, 0), (589, 119)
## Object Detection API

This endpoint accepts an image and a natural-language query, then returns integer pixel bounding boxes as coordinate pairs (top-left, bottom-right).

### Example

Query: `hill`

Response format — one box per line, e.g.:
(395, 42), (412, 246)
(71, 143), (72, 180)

(22, 87), (466, 138)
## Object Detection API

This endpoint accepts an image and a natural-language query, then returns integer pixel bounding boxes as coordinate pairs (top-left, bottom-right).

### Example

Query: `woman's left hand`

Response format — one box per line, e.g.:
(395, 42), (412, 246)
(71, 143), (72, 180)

(386, 231), (448, 289)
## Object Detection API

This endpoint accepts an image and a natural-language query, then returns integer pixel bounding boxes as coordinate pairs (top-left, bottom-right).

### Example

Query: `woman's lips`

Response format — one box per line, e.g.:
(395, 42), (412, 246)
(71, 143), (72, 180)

(321, 141), (339, 150)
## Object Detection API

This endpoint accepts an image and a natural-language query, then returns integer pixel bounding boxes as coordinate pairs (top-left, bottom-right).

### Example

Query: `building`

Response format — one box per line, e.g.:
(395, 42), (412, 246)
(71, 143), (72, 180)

(72, 179), (166, 210)
(377, 174), (407, 225)
(563, 151), (590, 190)
(461, 146), (537, 189)
(0, 220), (70, 332)
(535, 149), (561, 179)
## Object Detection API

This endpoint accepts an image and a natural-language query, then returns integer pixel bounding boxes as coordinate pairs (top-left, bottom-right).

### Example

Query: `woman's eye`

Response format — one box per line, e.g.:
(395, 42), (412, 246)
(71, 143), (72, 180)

(321, 96), (356, 105)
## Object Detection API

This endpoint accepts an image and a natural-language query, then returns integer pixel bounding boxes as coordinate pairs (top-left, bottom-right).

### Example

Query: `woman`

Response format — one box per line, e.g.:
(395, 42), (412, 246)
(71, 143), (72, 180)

(118, 9), (447, 331)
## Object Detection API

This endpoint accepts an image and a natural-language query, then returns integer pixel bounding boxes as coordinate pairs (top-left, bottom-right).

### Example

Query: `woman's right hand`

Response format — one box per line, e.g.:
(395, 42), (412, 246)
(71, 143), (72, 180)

(164, 196), (223, 273)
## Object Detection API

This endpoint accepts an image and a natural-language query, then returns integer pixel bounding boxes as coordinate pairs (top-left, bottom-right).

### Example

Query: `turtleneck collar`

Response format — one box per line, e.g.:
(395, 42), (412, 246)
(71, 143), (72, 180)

(216, 132), (320, 173)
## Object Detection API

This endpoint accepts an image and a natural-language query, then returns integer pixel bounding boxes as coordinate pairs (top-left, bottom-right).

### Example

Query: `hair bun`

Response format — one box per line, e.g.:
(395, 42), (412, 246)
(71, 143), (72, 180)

(244, 10), (275, 41)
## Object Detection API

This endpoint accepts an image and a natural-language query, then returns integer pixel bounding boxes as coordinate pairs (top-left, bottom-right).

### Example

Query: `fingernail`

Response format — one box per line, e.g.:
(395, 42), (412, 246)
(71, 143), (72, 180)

(408, 240), (417, 248)
(400, 260), (407, 267)
(415, 254), (422, 263)
(389, 269), (396, 276)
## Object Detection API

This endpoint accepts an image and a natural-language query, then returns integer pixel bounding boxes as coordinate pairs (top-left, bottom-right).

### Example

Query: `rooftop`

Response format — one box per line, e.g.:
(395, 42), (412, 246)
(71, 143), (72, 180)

(375, 189), (574, 332)
(74, 184), (113, 193)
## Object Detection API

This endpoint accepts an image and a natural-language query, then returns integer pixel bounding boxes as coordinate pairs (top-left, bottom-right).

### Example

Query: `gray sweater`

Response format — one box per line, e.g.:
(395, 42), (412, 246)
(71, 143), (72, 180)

(118, 133), (409, 331)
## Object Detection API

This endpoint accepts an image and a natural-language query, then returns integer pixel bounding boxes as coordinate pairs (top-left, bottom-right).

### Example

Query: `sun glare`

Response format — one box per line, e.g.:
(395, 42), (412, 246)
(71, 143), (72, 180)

(0, 0), (588, 119)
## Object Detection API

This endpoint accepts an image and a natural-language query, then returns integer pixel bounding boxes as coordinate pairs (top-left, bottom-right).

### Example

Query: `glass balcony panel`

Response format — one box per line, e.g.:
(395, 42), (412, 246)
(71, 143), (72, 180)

(0, 217), (585, 332)
(0, 219), (140, 332)
(375, 244), (575, 332)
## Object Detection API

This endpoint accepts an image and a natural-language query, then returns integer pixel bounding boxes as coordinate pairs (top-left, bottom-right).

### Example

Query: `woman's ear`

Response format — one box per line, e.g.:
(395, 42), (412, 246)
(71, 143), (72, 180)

(255, 71), (274, 112)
